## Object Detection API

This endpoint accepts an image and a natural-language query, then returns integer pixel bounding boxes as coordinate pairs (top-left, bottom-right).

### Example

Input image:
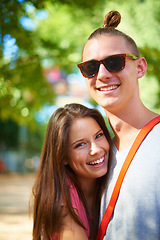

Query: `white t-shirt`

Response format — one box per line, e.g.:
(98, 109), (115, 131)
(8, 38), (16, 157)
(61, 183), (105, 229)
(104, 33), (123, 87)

(100, 123), (160, 240)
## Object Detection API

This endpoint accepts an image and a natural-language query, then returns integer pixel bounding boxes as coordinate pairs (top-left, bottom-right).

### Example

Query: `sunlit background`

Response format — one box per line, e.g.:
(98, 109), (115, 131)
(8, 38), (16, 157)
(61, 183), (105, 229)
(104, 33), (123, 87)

(0, 0), (160, 239)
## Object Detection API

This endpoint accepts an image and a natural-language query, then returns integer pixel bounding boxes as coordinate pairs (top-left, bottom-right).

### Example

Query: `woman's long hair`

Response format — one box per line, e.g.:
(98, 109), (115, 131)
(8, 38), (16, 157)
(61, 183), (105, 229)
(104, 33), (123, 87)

(32, 103), (111, 240)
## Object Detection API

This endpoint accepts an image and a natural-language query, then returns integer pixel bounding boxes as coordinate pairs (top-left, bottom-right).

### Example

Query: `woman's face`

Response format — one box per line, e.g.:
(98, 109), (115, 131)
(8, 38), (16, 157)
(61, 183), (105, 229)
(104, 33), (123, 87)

(67, 117), (110, 184)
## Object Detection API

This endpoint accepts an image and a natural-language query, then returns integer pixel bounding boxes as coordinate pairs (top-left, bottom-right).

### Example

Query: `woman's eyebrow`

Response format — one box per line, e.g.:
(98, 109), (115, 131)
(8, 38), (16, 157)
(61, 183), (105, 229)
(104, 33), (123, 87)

(72, 129), (102, 146)
(94, 129), (102, 136)
(71, 138), (84, 146)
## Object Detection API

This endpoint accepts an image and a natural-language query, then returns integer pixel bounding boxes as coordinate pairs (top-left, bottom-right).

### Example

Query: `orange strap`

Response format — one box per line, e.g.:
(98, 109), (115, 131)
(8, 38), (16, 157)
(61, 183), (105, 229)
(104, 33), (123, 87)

(96, 115), (160, 240)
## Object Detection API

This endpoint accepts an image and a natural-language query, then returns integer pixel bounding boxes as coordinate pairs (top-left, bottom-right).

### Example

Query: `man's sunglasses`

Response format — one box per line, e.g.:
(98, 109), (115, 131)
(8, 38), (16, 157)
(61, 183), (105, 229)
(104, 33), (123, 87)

(77, 53), (138, 78)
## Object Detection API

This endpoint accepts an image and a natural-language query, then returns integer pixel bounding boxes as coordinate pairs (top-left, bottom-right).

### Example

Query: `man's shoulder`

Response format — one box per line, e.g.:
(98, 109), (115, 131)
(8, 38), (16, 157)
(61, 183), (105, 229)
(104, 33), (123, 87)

(151, 121), (160, 134)
(140, 121), (160, 151)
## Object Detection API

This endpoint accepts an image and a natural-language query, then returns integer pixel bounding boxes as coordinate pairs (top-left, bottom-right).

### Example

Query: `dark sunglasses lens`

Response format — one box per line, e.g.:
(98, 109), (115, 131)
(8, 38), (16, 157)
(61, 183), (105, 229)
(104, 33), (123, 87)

(80, 61), (99, 78)
(104, 55), (125, 72)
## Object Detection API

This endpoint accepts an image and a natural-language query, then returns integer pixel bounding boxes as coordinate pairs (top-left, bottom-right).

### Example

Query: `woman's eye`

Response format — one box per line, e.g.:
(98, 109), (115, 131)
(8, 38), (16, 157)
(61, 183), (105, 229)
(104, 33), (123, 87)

(74, 142), (86, 149)
(96, 132), (104, 139)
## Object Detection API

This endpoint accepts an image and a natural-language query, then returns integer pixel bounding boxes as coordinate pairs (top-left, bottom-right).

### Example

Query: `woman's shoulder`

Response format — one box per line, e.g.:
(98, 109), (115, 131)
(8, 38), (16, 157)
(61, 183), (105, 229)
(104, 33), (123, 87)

(60, 208), (88, 240)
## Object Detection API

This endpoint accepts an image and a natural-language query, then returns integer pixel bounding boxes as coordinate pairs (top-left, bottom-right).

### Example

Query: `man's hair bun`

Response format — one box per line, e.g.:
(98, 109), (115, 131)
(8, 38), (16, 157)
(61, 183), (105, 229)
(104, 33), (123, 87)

(103, 10), (121, 28)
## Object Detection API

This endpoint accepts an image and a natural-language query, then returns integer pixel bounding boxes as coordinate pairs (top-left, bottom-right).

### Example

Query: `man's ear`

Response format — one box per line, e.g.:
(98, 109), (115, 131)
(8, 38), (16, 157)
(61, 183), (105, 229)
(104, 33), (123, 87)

(137, 57), (147, 79)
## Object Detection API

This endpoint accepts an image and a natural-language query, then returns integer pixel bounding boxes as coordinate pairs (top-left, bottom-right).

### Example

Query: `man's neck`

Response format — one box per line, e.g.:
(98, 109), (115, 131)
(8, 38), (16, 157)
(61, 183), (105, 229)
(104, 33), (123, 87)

(105, 105), (158, 151)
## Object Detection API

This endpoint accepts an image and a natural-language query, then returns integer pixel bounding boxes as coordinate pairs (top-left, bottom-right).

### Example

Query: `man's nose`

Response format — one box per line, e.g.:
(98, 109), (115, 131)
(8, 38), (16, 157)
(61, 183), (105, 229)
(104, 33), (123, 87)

(97, 63), (113, 80)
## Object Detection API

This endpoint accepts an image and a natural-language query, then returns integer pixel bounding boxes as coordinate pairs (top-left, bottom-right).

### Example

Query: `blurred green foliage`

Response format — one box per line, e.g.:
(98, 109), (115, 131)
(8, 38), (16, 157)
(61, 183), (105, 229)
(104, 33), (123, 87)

(0, 0), (160, 154)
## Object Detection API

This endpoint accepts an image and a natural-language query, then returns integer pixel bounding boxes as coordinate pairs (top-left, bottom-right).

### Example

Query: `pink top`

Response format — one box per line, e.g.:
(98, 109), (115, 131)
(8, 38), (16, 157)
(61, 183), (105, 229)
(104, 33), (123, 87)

(69, 182), (90, 238)
(52, 180), (90, 240)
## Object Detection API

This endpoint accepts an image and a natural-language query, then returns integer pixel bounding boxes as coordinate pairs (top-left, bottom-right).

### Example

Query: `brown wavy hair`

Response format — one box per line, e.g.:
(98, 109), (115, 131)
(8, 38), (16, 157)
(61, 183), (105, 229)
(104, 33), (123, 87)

(32, 103), (111, 240)
(83, 10), (140, 58)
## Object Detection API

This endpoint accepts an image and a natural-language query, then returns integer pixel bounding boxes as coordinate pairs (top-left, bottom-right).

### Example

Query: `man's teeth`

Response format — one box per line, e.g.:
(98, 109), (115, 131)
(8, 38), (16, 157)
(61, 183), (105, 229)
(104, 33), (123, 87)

(99, 85), (118, 91)
(87, 157), (104, 165)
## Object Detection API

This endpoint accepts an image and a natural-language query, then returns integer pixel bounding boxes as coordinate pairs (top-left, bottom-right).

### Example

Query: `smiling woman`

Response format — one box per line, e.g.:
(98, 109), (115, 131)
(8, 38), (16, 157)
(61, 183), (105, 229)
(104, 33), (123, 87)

(68, 117), (109, 181)
(31, 103), (111, 240)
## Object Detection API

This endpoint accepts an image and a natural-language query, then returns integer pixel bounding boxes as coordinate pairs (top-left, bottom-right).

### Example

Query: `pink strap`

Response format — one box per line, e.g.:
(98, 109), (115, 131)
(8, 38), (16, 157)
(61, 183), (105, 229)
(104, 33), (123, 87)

(96, 116), (160, 240)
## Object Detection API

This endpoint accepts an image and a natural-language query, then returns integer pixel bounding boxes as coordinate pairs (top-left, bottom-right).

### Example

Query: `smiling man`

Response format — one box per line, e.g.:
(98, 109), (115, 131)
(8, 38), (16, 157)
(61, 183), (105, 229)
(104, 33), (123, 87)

(78, 10), (160, 240)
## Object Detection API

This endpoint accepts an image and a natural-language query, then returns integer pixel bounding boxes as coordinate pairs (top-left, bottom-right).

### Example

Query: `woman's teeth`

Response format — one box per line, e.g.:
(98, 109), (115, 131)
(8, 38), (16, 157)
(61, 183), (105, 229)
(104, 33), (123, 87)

(87, 156), (104, 165)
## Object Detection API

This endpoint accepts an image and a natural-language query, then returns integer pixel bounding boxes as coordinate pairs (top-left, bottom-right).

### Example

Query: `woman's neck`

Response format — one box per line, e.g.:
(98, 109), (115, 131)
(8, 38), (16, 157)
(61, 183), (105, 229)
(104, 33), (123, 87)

(79, 178), (96, 216)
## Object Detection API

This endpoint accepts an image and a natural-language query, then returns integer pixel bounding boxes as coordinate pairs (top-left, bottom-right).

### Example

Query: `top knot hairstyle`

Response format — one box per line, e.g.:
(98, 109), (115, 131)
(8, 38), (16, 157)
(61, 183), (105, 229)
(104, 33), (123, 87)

(103, 10), (121, 28)
(85, 10), (140, 58)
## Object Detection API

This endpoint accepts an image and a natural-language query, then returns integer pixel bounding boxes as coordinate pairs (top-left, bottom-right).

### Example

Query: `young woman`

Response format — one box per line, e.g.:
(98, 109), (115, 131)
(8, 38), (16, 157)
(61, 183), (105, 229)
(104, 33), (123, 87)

(32, 103), (111, 240)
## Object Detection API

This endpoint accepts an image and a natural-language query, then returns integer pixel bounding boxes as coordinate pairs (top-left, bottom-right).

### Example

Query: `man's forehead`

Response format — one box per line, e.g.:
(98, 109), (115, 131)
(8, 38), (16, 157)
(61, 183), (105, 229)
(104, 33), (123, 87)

(83, 36), (128, 61)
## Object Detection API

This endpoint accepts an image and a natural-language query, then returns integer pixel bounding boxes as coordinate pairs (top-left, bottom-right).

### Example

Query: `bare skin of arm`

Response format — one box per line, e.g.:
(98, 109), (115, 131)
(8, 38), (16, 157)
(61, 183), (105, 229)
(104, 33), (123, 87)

(60, 207), (88, 240)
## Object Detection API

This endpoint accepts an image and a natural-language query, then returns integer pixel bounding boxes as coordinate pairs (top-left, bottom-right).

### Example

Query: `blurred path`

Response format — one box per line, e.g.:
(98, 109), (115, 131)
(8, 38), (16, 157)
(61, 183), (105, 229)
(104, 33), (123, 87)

(0, 173), (35, 240)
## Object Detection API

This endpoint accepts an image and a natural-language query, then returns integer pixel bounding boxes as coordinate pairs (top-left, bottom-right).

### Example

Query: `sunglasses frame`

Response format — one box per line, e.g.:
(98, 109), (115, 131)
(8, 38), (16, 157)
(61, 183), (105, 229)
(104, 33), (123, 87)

(77, 53), (138, 78)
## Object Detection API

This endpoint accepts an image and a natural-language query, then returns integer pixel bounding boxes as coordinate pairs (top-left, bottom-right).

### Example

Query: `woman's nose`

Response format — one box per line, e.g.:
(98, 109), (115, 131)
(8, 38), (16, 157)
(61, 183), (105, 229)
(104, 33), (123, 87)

(90, 142), (101, 155)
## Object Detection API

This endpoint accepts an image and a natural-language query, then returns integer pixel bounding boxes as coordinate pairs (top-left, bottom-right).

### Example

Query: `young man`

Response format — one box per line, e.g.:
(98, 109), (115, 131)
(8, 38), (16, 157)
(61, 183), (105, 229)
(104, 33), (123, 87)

(78, 10), (160, 240)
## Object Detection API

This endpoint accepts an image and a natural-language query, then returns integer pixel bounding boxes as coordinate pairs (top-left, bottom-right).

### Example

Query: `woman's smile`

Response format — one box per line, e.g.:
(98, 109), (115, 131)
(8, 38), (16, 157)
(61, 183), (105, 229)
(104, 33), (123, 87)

(87, 155), (105, 166)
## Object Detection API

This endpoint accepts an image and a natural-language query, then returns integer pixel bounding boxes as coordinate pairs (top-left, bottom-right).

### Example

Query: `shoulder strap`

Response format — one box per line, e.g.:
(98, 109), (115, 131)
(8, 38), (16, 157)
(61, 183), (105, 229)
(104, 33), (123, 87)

(96, 115), (160, 240)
